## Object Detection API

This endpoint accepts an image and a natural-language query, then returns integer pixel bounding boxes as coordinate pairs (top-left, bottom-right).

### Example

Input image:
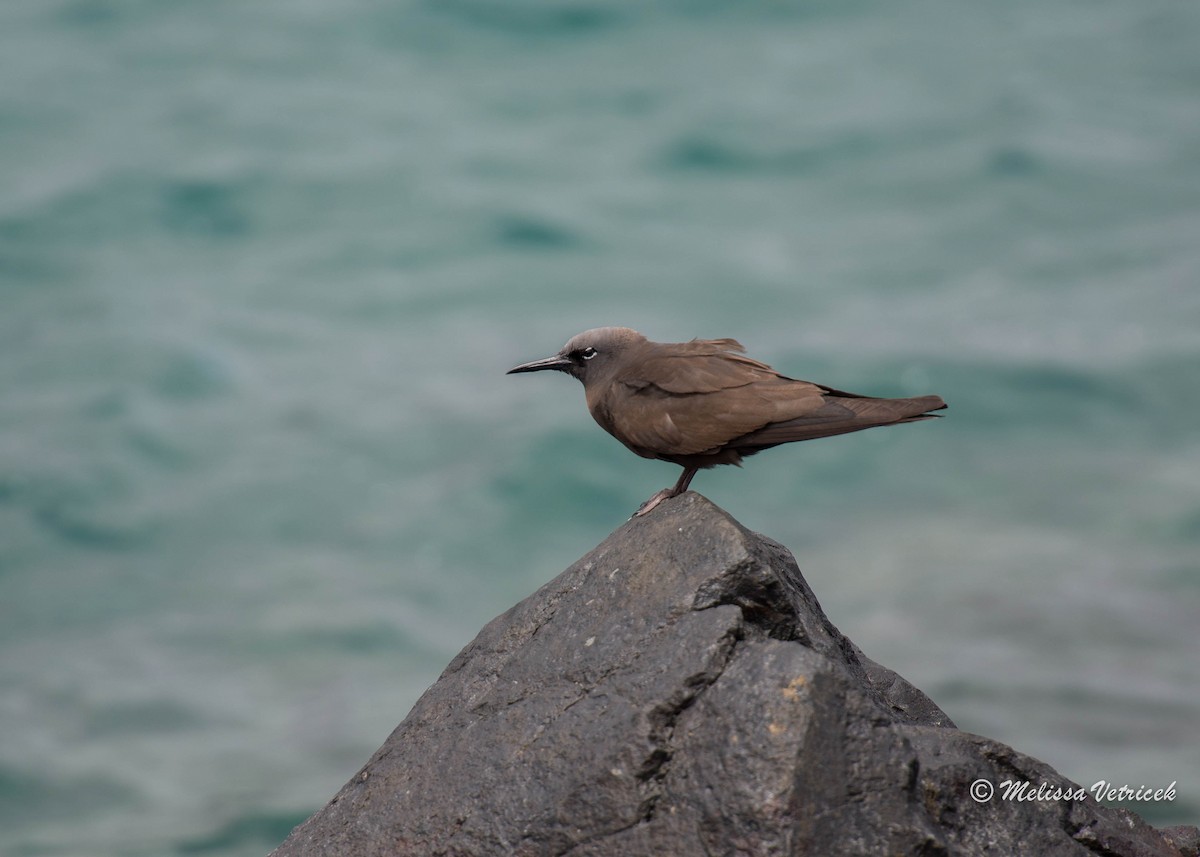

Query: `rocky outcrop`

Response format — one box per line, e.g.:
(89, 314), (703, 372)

(271, 493), (1196, 857)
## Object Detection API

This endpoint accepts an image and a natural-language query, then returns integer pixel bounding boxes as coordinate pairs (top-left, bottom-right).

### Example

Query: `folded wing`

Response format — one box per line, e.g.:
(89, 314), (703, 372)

(597, 338), (946, 459)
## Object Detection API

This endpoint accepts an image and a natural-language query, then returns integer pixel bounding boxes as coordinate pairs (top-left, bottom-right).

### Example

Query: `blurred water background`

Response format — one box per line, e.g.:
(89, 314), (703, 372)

(2, 1), (1199, 854)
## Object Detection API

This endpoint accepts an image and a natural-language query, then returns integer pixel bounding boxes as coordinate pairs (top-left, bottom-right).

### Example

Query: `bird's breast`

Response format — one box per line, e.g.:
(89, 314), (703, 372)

(586, 385), (671, 460)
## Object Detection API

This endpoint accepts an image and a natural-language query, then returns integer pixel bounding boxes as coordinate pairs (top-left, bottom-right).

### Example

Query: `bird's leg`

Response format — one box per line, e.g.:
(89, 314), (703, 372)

(632, 467), (698, 517)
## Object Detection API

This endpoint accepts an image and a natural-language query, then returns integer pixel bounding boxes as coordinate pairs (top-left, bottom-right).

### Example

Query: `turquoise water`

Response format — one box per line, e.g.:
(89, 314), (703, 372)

(2, 1), (1198, 853)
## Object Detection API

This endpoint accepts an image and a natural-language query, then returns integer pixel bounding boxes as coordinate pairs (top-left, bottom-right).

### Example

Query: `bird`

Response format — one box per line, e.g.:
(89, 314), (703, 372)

(507, 327), (946, 516)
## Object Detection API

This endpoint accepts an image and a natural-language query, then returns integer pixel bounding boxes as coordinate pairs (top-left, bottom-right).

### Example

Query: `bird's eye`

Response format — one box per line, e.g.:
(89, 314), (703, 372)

(581, 347), (598, 360)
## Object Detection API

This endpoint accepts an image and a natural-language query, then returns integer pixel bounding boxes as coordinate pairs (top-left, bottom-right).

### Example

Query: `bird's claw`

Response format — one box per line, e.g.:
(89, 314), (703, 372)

(632, 489), (675, 518)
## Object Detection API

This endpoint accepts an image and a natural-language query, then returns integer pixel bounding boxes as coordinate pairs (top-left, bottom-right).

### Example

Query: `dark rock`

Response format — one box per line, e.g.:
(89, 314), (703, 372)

(1162, 826), (1200, 857)
(271, 493), (1194, 857)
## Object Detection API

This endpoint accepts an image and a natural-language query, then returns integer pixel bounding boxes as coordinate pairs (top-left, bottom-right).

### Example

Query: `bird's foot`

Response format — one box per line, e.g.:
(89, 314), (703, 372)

(632, 488), (677, 518)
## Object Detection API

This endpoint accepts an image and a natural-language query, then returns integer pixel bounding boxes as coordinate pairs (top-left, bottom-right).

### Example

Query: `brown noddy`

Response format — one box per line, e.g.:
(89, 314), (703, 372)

(508, 327), (946, 516)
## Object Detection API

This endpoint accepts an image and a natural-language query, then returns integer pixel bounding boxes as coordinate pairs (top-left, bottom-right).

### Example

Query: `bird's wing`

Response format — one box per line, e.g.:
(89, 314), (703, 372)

(728, 394), (946, 447)
(602, 347), (830, 456)
(618, 339), (777, 394)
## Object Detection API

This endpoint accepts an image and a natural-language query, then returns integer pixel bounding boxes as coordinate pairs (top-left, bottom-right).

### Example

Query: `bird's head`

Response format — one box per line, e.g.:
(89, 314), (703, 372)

(507, 327), (647, 387)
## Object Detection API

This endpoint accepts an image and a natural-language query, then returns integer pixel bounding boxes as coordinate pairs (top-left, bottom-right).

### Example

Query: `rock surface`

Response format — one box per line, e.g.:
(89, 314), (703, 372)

(272, 493), (1195, 857)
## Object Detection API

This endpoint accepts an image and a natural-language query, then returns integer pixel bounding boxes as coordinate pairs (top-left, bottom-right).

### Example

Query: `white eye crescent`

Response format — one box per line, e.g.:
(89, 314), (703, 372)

(581, 347), (598, 360)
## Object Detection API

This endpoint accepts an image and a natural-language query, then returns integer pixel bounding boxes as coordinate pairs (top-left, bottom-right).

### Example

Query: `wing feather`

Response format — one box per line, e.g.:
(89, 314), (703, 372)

(617, 339), (781, 395)
(601, 373), (830, 457)
(730, 395), (946, 447)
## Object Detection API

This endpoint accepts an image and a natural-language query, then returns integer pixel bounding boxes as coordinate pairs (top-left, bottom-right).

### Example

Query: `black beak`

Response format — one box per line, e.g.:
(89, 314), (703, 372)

(507, 354), (572, 375)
